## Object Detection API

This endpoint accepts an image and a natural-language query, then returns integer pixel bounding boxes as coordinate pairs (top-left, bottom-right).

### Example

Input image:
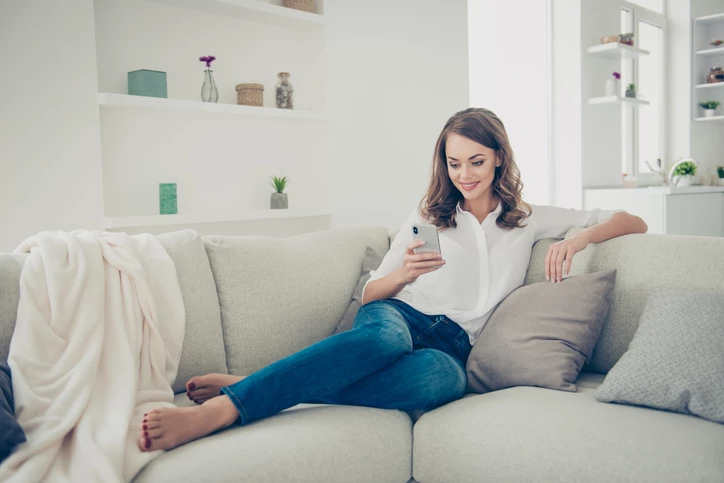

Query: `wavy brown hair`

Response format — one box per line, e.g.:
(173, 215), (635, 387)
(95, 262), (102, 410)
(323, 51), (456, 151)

(419, 107), (531, 230)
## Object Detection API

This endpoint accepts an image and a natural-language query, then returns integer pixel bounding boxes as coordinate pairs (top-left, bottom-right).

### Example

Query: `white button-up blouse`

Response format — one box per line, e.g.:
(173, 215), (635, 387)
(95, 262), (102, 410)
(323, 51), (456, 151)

(363, 203), (619, 345)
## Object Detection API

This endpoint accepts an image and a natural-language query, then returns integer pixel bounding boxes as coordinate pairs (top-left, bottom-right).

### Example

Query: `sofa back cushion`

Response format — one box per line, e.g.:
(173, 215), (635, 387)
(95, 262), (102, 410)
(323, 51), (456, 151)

(202, 228), (390, 377)
(0, 254), (28, 364)
(155, 230), (228, 393)
(524, 233), (724, 374)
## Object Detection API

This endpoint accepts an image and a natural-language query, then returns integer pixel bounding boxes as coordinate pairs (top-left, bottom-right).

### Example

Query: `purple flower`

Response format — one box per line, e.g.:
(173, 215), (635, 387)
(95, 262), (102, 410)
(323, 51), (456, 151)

(613, 71), (621, 80)
(199, 55), (216, 68)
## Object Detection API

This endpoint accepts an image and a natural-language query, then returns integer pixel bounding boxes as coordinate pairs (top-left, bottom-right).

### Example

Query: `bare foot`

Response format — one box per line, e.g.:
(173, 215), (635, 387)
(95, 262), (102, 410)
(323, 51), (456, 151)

(138, 395), (239, 452)
(186, 373), (244, 405)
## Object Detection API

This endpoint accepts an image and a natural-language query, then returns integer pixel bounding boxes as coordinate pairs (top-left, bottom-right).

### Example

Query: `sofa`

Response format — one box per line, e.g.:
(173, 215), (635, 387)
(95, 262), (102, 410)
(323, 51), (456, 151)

(1, 226), (723, 483)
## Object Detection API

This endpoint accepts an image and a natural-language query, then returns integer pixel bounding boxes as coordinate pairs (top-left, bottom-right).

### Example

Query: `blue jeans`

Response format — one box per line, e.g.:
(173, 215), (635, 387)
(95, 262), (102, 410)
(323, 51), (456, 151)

(220, 299), (473, 426)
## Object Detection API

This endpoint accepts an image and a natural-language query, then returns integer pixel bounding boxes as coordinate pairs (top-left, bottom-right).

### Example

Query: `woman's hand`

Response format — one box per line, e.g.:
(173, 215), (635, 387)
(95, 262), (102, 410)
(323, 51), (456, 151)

(545, 233), (591, 283)
(398, 240), (446, 285)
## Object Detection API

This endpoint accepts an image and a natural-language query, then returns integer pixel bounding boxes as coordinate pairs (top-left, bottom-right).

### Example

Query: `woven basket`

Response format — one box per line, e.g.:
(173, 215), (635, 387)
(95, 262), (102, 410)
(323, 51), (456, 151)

(235, 83), (264, 107)
(283, 0), (314, 13)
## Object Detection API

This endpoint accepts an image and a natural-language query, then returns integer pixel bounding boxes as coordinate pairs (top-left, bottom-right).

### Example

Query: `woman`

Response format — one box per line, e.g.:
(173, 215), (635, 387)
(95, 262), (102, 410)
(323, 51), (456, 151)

(138, 107), (647, 452)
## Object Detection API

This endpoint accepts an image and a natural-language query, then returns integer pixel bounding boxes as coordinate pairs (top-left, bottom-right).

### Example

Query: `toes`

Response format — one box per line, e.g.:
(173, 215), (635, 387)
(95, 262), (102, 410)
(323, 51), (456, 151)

(188, 388), (210, 398)
(146, 427), (164, 439)
(138, 437), (152, 452)
(142, 419), (161, 431)
(145, 408), (164, 420)
(186, 375), (207, 392)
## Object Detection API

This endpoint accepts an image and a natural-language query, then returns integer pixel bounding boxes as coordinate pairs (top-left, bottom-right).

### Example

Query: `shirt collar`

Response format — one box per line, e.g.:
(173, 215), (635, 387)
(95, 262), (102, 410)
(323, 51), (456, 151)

(456, 200), (502, 219)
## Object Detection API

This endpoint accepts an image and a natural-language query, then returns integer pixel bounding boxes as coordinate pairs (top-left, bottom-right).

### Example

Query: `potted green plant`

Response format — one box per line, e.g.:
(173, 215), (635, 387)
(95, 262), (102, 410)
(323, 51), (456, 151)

(269, 174), (289, 209)
(717, 166), (724, 186)
(625, 83), (636, 98)
(671, 160), (698, 187)
(699, 100), (721, 117)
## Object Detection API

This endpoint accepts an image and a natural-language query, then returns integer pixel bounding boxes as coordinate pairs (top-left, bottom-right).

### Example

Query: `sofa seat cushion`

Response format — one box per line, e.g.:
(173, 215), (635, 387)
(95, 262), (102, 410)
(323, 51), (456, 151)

(413, 373), (724, 483)
(133, 395), (412, 483)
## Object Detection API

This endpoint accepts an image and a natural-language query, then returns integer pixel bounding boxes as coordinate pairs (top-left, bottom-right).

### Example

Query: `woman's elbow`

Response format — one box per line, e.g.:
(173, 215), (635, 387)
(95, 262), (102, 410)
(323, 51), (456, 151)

(633, 214), (648, 234)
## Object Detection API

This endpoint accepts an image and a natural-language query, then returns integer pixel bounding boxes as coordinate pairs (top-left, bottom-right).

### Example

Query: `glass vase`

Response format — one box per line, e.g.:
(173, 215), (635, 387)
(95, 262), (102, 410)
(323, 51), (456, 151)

(201, 69), (219, 103)
(275, 72), (294, 109)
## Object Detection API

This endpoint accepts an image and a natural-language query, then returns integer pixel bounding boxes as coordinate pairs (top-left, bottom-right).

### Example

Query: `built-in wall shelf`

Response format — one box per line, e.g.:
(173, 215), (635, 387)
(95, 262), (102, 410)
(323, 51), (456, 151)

(587, 95), (650, 106)
(146, 0), (328, 29)
(693, 13), (724, 120)
(98, 93), (330, 122)
(586, 43), (650, 60)
(105, 209), (332, 229)
(695, 82), (724, 89)
(693, 115), (724, 124)
(694, 12), (724, 25)
(695, 47), (724, 56)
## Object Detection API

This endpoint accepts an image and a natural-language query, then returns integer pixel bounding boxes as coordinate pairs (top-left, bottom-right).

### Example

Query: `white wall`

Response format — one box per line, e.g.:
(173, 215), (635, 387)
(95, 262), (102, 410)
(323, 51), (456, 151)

(551, 0), (584, 208)
(468, 0), (550, 206)
(326, 0), (470, 232)
(0, 0), (105, 252)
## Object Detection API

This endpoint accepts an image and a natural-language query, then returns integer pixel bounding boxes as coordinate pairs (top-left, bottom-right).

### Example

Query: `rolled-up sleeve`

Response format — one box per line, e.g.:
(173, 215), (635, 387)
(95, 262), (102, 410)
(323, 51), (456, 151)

(530, 205), (623, 241)
(362, 209), (419, 300)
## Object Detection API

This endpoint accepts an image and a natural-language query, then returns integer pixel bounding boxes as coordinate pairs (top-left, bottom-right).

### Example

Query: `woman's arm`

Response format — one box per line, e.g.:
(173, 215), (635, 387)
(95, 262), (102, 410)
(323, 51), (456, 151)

(362, 240), (445, 304)
(576, 211), (648, 244)
(546, 211), (647, 283)
(361, 272), (408, 305)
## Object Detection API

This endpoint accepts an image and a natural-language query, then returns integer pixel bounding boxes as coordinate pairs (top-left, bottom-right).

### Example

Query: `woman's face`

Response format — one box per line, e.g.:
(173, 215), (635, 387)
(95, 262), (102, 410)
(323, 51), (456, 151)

(445, 133), (500, 203)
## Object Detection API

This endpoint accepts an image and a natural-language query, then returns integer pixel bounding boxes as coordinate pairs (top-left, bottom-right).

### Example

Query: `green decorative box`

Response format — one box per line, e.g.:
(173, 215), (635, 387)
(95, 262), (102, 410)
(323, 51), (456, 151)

(159, 183), (177, 215)
(128, 69), (167, 98)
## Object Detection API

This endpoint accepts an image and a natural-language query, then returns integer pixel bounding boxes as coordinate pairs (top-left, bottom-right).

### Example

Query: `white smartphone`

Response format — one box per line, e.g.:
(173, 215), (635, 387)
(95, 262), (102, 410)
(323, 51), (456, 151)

(411, 223), (442, 255)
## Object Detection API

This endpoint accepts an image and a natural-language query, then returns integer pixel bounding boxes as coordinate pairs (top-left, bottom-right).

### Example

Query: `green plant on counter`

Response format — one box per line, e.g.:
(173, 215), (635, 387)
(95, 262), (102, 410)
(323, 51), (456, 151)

(627, 83), (636, 91)
(717, 166), (724, 179)
(699, 100), (721, 110)
(672, 161), (697, 177)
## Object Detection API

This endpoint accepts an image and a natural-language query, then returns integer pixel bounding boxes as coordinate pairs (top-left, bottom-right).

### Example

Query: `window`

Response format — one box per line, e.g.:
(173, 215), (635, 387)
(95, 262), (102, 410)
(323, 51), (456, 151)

(620, 2), (666, 181)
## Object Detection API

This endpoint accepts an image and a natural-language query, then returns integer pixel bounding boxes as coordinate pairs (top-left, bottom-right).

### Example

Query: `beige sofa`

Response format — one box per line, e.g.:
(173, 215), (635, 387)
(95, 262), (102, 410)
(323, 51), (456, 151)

(1, 227), (723, 482)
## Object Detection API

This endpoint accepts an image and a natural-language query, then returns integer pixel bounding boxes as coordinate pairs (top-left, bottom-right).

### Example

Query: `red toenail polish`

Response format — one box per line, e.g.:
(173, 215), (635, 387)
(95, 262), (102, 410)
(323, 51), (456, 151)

(144, 431), (148, 437)
(143, 424), (147, 430)
(145, 438), (151, 449)
(189, 383), (196, 390)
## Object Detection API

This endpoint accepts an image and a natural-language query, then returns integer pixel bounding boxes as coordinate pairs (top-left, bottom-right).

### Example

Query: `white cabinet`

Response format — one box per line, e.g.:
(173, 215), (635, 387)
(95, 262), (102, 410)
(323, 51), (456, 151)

(584, 187), (724, 236)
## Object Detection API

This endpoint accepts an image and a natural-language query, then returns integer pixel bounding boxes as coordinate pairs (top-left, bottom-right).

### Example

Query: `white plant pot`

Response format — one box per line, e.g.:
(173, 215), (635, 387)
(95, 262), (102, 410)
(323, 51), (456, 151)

(605, 79), (619, 97)
(675, 175), (692, 187)
(705, 109), (717, 117)
(719, 178), (724, 186)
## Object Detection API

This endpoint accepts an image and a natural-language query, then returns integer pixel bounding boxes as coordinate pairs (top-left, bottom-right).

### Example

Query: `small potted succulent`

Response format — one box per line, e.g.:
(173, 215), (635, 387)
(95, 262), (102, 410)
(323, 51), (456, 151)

(606, 72), (621, 97)
(625, 82), (636, 98)
(671, 160), (698, 187)
(699, 100), (721, 117)
(269, 174), (289, 209)
(717, 166), (724, 186)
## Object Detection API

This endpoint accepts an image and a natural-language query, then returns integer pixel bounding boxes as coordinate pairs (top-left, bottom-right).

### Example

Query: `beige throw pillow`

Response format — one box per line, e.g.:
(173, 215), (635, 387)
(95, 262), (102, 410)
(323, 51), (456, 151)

(466, 270), (617, 394)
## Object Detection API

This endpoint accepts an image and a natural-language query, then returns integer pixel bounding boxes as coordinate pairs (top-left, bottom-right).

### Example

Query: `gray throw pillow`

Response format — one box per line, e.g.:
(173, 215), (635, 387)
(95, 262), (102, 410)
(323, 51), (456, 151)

(466, 269), (617, 394)
(0, 361), (25, 462)
(594, 291), (724, 424)
(332, 246), (385, 335)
